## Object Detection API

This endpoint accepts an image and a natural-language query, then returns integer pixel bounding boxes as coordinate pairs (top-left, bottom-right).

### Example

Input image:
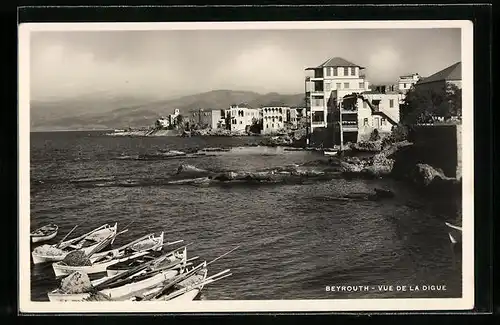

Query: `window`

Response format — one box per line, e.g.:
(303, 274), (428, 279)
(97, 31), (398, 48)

(359, 82), (364, 89)
(344, 82), (349, 89)
(336, 83), (342, 89)
(381, 118), (387, 126)
(325, 83), (331, 92)
(363, 118), (369, 126)
(272, 124), (274, 128)
(326, 68), (331, 77)
(240, 121), (243, 124)
(312, 98), (324, 106)
(351, 67), (356, 76)
(389, 99), (394, 108)
(363, 101), (367, 108)
(312, 111), (324, 123)
(333, 68), (338, 76)
(266, 124), (269, 129)
(404, 83), (407, 88)
(344, 67), (349, 75)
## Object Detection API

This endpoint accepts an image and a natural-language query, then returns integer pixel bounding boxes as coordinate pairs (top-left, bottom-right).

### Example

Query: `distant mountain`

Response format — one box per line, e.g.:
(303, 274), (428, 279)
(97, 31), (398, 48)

(30, 90), (306, 131)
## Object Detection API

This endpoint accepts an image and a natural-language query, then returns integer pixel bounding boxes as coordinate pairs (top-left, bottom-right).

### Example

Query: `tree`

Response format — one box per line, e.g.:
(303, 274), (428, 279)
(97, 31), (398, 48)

(369, 128), (381, 141)
(248, 117), (263, 134)
(175, 114), (184, 128)
(401, 83), (462, 125)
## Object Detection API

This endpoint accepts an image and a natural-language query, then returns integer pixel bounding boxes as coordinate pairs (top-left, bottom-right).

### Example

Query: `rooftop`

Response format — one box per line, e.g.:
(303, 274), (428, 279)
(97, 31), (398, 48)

(306, 57), (365, 70)
(399, 73), (420, 78)
(416, 62), (461, 85)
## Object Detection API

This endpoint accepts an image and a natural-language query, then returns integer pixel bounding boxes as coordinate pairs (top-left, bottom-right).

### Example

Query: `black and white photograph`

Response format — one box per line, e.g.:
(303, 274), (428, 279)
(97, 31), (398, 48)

(18, 20), (474, 313)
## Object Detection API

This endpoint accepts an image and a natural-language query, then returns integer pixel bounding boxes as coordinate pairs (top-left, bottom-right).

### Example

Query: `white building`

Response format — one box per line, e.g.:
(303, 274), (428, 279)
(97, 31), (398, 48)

(261, 106), (289, 134)
(229, 104), (259, 132)
(398, 73), (421, 94)
(328, 90), (401, 144)
(305, 57), (370, 133)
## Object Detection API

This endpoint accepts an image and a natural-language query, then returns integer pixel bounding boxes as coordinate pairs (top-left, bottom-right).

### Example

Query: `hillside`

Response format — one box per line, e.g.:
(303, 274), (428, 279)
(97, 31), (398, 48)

(30, 90), (306, 131)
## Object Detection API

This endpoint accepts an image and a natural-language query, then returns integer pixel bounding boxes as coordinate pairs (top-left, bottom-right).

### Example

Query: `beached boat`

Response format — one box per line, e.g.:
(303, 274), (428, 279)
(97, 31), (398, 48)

(51, 232), (166, 278)
(30, 224), (58, 243)
(445, 222), (462, 244)
(31, 223), (118, 265)
(47, 247), (188, 302)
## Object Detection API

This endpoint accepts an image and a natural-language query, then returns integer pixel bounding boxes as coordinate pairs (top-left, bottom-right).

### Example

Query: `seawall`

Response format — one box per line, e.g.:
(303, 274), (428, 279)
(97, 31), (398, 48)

(391, 124), (462, 180)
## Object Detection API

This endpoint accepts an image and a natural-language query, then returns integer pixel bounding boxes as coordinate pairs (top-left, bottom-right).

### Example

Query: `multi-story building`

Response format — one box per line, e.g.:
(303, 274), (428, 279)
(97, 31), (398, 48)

(288, 108), (299, 128)
(261, 106), (289, 134)
(328, 90), (401, 144)
(305, 57), (370, 133)
(187, 108), (228, 129)
(228, 104), (260, 132)
(398, 73), (421, 94)
(156, 109), (180, 129)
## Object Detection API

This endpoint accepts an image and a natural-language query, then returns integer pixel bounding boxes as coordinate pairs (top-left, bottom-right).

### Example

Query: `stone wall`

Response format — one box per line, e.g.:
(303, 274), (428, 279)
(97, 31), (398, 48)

(402, 124), (462, 179)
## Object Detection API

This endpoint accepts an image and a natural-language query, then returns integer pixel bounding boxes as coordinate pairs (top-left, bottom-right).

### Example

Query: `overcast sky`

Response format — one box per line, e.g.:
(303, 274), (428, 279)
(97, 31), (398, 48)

(30, 28), (461, 101)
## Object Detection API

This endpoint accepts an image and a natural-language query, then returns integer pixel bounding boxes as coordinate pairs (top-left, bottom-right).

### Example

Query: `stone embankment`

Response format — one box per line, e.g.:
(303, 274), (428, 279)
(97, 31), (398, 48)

(338, 139), (462, 196)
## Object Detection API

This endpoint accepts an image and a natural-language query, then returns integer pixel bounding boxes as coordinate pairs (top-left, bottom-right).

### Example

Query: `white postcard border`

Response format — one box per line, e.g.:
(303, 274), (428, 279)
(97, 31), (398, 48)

(18, 20), (474, 313)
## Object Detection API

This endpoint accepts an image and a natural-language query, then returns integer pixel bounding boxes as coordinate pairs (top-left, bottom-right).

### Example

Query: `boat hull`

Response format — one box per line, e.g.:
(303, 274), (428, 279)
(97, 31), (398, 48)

(31, 230), (58, 243)
(32, 241), (105, 265)
(52, 259), (119, 278)
(47, 270), (179, 302)
(32, 224), (117, 265)
(52, 252), (149, 278)
(168, 288), (200, 302)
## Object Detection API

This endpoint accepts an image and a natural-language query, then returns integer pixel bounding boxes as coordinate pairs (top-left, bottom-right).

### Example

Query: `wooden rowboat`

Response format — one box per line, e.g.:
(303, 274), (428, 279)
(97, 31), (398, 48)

(106, 245), (189, 277)
(47, 247), (188, 302)
(51, 232), (166, 278)
(31, 223), (117, 265)
(30, 224), (58, 243)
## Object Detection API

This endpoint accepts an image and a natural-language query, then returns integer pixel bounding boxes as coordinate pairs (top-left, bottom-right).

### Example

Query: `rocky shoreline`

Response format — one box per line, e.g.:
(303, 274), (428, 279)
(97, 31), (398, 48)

(106, 127), (307, 146)
(107, 127), (461, 198)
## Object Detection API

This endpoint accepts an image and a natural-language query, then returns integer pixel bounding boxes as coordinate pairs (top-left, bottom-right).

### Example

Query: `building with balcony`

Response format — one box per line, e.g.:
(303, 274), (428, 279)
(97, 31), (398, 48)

(261, 106), (289, 134)
(328, 90), (401, 145)
(228, 104), (260, 132)
(305, 57), (370, 134)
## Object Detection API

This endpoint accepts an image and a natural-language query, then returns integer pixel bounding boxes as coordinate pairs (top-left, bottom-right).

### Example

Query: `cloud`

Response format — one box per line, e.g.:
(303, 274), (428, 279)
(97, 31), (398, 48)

(366, 46), (403, 82)
(28, 29), (462, 101)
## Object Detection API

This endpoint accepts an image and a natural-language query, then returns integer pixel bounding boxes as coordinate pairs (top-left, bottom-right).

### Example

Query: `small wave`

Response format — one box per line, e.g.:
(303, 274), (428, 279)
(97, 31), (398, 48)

(69, 177), (116, 183)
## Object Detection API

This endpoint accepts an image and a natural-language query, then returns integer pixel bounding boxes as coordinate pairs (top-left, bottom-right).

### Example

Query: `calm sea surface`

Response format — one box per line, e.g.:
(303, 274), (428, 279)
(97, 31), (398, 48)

(29, 131), (462, 301)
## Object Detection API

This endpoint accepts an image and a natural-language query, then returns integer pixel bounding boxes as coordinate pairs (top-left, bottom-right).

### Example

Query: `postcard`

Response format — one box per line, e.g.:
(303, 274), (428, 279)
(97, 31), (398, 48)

(18, 20), (474, 313)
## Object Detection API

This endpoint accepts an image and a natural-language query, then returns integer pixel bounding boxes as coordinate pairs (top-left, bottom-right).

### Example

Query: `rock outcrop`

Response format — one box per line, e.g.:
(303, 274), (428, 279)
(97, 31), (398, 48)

(351, 140), (383, 152)
(409, 163), (462, 195)
(175, 164), (210, 178)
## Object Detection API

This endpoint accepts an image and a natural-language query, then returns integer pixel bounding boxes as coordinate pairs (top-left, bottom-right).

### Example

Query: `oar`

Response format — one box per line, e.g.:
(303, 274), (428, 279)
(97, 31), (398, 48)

(114, 233), (153, 252)
(134, 247), (190, 279)
(56, 225), (79, 248)
(161, 269), (231, 301)
(93, 247), (178, 290)
(142, 261), (208, 301)
(206, 245), (240, 267)
(59, 224), (109, 249)
(164, 239), (184, 247)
